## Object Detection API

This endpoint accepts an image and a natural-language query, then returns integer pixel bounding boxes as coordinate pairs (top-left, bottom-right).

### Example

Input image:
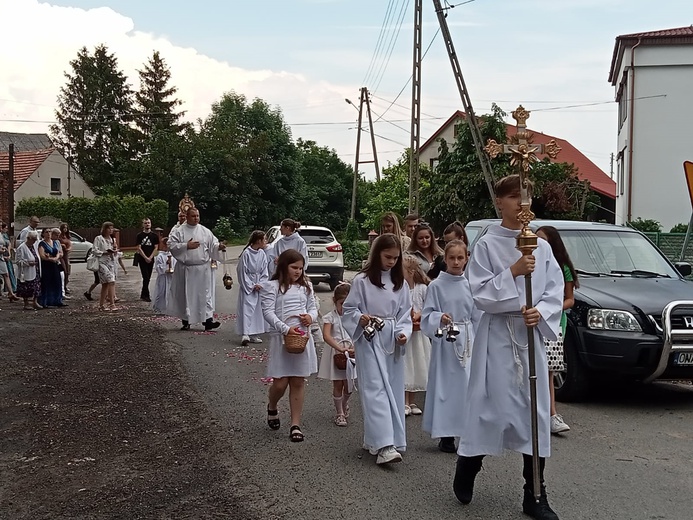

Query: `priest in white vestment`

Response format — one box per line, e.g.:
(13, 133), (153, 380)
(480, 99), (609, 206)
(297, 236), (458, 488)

(167, 208), (226, 331)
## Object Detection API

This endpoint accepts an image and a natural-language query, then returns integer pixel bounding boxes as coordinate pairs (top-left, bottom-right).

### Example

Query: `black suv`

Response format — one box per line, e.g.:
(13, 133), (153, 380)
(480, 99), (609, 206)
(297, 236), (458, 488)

(466, 219), (693, 402)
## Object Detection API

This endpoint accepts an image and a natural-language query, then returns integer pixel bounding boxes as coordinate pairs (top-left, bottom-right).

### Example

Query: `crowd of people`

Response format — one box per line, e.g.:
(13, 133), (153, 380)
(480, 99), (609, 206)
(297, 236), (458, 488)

(226, 174), (576, 520)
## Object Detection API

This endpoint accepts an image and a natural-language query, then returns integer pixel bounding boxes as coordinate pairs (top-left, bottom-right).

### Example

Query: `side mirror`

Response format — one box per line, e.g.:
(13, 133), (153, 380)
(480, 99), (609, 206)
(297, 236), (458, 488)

(675, 262), (692, 277)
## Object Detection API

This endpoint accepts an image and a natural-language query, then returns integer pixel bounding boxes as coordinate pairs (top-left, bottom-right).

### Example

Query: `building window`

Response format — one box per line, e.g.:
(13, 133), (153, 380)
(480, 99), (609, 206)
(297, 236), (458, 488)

(617, 152), (625, 196)
(50, 178), (61, 194)
(617, 77), (627, 130)
(430, 158), (439, 171)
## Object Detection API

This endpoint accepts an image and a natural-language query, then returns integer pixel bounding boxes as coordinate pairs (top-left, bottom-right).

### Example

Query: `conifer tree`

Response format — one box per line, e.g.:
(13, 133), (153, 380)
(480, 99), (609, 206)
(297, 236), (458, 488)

(50, 45), (134, 192)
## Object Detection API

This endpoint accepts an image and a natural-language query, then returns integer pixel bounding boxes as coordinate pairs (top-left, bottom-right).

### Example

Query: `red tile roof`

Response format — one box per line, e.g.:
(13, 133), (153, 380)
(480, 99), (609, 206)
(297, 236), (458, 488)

(609, 26), (693, 83)
(420, 111), (616, 199)
(0, 148), (55, 190)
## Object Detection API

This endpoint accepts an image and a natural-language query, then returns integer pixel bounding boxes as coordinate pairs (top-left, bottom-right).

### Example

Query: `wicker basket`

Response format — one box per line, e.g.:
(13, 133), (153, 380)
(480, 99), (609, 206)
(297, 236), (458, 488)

(334, 352), (347, 370)
(284, 333), (308, 354)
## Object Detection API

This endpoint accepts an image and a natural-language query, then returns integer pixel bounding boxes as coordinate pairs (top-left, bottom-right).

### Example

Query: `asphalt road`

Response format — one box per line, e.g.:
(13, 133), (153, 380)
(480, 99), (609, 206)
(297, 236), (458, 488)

(94, 248), (693, 520)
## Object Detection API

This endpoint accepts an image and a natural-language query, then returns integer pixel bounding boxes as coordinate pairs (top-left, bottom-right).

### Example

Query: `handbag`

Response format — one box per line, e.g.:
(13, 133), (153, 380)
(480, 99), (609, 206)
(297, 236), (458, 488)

(544, 333), (565, 372)
(87, 253), (99, 272)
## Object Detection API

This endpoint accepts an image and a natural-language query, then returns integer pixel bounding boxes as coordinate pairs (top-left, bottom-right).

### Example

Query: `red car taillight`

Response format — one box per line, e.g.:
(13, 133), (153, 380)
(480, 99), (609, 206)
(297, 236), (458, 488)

(326, 244), (343, 253)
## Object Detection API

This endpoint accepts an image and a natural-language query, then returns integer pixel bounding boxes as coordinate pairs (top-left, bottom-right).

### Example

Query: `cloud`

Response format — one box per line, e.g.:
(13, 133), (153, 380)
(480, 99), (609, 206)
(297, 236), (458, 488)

(0, 0), (360, 159)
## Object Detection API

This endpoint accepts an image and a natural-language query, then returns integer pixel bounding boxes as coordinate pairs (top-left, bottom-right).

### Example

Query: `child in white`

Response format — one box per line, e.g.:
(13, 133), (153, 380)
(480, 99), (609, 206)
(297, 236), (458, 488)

(237, 231), (269, 345)
(342, 234), (412, 465)
(402, 255), (431, 416)
(317, 283), (354, 427)
(152, 238), (176, 314)
(261, 249), (318, 443)
(421, 240), (480, 453)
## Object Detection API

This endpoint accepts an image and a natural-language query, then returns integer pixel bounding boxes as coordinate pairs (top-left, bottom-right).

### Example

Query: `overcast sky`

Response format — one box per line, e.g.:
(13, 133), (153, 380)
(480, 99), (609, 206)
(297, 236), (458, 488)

(1, 0), (692, 179)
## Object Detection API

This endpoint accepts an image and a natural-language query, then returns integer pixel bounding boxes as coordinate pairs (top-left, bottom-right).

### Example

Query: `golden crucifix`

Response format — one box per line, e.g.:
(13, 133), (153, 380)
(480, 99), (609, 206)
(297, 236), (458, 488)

(484, 106), (561, 503)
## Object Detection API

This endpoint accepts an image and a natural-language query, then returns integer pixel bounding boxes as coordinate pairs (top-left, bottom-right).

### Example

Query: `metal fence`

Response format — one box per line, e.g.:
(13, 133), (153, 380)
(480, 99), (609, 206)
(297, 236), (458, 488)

(644, 232), (693, 263)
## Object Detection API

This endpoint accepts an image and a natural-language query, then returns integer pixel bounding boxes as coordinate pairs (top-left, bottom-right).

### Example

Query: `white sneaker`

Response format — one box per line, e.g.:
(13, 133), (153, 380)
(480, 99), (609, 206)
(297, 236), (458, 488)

(241, 335), (250, 346)
(551, 414), (570, 434)
(249, 336), (263, 344)
(376, 446), (403, 465)
(410, 403), (422, 415)
(363, 444), (378, 456)
(404, 405), (412, 416)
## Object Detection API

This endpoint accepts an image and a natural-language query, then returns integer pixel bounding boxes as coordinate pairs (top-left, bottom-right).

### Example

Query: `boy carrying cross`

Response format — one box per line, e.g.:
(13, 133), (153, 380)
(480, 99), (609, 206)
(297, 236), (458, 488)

(454, 174), (564, 520)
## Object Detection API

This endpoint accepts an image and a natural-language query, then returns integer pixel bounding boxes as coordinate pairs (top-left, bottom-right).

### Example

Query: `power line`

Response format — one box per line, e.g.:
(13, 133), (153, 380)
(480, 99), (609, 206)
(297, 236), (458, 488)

(362, 0), (398, 86)
(371, 0), (411, 94)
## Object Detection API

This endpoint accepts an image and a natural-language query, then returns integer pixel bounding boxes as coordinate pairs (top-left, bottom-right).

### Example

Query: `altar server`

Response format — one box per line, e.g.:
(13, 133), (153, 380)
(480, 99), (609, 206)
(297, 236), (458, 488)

(342, 233), (412, 465)
(421, 239), (480, 453)
(454, 174), (564, 520)
(237, 231), (269, 345)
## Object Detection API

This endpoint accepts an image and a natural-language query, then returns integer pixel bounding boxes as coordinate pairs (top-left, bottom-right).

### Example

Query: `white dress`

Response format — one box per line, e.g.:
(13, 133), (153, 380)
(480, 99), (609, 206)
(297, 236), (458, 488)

(266, 233), (308, 278)
(458, 224), (564, 458)
(152, 251), (176, 314)
(421, 271), (481, 439)
(261, 281), (318, 378)
(167, 223), (222, 324)
(403, 283), (431, 392)
(236, 247), (269, 336)
(317, 310), (353, 380)
(342, 270), (413, 453)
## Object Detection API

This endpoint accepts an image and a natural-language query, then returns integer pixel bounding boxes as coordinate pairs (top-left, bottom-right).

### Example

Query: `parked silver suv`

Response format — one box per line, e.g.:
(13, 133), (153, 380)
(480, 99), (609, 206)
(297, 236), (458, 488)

(266, 225), (344, 290)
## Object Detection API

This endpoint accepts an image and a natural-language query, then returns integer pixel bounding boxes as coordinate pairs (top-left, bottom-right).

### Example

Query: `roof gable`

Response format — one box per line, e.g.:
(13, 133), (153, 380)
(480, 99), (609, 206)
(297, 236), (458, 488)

(419, 111), (616, 199)
(0, 148), (56, 190)
(0, 132), (53, 153)
(609, 25), (693, 84)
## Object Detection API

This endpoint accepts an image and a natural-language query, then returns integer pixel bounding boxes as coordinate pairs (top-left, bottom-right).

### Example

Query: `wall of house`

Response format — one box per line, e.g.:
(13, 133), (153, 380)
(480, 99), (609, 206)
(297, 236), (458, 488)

(14, 150), (95, 203)
(419, 121), (459, 172)
(615, 44), (693, 230)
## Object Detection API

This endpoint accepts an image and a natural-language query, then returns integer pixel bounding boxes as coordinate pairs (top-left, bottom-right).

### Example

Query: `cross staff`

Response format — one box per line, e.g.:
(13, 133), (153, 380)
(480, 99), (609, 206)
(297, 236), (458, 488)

(484, 106), (561, 503)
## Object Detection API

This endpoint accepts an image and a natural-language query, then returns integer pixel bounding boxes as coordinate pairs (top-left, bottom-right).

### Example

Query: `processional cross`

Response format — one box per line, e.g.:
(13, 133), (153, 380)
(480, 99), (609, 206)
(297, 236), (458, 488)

(484, 106), (561, 502)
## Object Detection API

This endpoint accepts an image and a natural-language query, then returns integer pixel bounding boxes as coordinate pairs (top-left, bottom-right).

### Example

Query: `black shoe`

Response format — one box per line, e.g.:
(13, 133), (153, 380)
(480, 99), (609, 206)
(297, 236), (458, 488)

(438, 437), (457, 453)
(204, 319), (221, 331)
(141, 296), (151, 302)
(522, 486), (559, 520)
(181, 320), (190, 331)
(84, 291), (93, 301)
(453, 455), (483, 505)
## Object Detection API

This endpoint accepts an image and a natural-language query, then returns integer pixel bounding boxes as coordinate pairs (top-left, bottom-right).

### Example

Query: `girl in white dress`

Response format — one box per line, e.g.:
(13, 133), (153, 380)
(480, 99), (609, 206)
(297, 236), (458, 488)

(266, 219), (308, 278)
(421, 240), (480, 453)
(342, 234), (412, 465)
(152, 237), (176, 314)
(317, 283), (354, 427)
(402, 255), (431, 417)
(237, 231), (269, 345)
(260, 249), (318, 443)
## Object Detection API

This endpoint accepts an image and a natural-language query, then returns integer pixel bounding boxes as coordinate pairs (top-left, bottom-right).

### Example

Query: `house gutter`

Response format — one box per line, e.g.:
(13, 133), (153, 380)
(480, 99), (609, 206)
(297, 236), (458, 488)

(627, 38), (641, 222)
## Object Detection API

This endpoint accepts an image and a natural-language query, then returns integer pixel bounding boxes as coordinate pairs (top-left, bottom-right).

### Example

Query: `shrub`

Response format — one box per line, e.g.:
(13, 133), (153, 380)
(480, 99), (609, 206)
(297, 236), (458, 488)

(670, 223), (690, 233)
(627, 217), (662, 233)
(343, 240), (369, 271)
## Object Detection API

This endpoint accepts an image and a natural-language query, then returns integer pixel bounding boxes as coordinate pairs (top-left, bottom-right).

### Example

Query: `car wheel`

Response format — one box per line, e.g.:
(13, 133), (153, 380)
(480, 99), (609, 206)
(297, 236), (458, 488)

(328, 277), (341, 291)
(554, 328), (591, 403)
(85, 248), (92, 262)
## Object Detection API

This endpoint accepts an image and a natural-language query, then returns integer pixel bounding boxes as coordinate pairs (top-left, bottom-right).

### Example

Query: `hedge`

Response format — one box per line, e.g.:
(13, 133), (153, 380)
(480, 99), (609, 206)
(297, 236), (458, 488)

(16, 196), (169, 229)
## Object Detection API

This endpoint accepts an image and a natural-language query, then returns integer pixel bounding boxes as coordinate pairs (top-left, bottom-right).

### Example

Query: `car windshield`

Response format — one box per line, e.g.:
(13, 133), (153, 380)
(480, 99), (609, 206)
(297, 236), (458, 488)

(298, 229), (334, 245)
(465, 226), (484, 248)
(560, 230), (679, 278)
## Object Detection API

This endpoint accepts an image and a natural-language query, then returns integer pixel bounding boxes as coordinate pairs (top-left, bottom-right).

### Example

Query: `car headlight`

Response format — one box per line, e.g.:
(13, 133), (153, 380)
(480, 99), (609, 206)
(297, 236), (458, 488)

(587, 309), (642, 332)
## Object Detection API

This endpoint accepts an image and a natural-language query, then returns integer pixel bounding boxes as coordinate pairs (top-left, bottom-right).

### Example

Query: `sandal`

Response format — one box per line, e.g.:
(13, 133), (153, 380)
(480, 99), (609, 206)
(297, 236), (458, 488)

(334, 414), (347, 427)
(267, 406), (280, 430)
(289, 424), (303, 442)
(289, 425), (304, 442)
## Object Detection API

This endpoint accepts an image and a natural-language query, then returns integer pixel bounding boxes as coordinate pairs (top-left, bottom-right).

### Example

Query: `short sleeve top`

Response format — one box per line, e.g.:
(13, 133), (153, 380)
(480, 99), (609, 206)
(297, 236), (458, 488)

(562, 264), (573, 283)
(324, 310), (351, 346)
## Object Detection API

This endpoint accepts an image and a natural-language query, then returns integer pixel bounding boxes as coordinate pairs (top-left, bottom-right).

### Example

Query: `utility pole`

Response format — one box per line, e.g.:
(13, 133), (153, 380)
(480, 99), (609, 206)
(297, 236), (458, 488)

(432, 0), (500, 217)
(409, 0), (423, 214)
(8, 144), (15, 239)
(610, 152), (615, 178)
(349, 87), (380, 220)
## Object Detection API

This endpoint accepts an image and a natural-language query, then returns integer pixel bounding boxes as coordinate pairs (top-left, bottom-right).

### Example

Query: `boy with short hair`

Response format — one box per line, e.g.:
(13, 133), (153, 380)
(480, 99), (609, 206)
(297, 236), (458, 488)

(454, 174), (564, 520)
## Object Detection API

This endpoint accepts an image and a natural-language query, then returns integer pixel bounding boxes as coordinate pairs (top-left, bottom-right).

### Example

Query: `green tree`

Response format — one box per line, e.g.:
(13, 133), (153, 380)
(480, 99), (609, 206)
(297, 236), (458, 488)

(179, 92), (299, 231)
(628, 217), (662, 233)
(293, 139), (353, 230)
(670, 223), (689, 233)
(360, 151), (411, 231)
(134, 51), (186, 138)
(50, 45), (134, 192)
(421, 104), (597, 232)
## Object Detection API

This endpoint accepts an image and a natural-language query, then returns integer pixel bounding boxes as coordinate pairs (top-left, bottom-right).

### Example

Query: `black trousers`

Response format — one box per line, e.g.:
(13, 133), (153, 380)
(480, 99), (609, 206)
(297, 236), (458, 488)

(139, 259), (154, 298)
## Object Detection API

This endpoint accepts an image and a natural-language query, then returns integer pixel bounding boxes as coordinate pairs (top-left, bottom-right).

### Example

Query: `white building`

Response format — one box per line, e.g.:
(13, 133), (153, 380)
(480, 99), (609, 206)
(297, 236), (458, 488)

(609, 26), (693, 230)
